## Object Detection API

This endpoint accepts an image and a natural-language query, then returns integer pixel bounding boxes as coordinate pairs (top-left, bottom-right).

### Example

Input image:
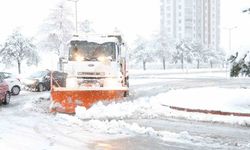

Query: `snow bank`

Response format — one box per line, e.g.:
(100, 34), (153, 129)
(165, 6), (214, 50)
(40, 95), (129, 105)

(56, 114), (222, 148)
(130, 68), (226, 75)
(75, 87), (250, 126)
(22, 91), (51, 113)
(158, 87), (250, 113)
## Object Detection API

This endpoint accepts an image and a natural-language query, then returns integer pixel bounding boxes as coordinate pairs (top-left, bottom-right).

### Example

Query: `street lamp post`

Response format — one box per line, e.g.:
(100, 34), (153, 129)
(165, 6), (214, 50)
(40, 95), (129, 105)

(68, 0), (79, 34)
(225, 26), (237, 53)
(224, 26), (237, 77)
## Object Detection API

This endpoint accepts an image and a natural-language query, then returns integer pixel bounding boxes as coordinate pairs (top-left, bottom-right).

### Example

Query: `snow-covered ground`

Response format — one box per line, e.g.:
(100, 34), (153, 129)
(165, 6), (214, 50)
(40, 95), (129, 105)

(75, 87), (250, 126)
(1, 70), (250, 149)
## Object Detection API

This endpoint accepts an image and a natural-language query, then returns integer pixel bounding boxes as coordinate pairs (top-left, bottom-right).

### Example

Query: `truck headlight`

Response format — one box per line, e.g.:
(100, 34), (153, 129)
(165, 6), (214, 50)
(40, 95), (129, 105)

(97, 56), (112, 62)
(75, 54), (84, 61)
(97, 56), (106, 62)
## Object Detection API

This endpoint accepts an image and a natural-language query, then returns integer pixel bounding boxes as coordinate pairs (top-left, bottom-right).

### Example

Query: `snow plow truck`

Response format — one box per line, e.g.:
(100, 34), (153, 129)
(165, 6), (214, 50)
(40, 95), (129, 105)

(50, 34), (129, 113)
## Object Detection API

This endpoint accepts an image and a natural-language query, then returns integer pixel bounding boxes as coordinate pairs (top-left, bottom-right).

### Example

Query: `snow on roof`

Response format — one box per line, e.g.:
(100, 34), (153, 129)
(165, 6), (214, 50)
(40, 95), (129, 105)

(70, 34), (121, 44)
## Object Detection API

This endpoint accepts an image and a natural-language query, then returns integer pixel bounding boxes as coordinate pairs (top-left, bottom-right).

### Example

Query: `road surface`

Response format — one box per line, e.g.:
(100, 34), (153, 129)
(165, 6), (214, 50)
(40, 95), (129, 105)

(1, 71), (250, 149)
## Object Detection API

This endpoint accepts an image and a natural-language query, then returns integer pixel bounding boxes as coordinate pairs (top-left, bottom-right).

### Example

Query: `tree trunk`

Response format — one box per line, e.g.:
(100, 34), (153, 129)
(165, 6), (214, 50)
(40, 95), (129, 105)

(163, 57), (166, 70)
(18, 61), (21, 74)
(143, 60), (146, 70)
(210, 60), (213, 68)
(197, 60), (200, 69)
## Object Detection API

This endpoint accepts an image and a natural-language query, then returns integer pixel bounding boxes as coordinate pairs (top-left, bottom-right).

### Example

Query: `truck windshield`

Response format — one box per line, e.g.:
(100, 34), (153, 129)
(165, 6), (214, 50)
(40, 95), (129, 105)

(69, 41), (116, 61)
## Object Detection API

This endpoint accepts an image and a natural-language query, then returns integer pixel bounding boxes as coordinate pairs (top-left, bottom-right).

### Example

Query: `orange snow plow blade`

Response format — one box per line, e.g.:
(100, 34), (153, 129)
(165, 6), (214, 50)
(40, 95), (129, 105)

(50, 87), (128, 113)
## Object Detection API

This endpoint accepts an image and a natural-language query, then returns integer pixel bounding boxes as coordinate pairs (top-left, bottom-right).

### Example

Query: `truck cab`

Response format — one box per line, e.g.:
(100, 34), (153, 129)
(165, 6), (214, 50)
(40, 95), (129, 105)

(61, 35), (128, 89)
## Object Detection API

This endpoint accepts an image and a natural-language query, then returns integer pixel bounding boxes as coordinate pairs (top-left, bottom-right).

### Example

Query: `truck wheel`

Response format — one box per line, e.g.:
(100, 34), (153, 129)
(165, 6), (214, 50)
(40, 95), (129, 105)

(124, 91), (129, 97)
(3, 92), (10, 105)
(125, 76), (129, 87)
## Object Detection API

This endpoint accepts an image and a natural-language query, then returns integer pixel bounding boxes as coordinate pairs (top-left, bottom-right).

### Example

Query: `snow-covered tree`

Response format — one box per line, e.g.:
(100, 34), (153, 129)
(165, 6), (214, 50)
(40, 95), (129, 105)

(190, 42), (204, 69)
(40, 0), (74, 57)
(26, 49), (40, 67)
(173, 40), (195, 69)
(227, 51), (250, 77)
(153, 32), (175, 70)
(173, 39), (225, 69)
(0, 30), (38, 74)
(229, 52), (248, 77)
(202, 47), (225, 68)
(79, 19), (95, 33)
(131, 36), (154, 70)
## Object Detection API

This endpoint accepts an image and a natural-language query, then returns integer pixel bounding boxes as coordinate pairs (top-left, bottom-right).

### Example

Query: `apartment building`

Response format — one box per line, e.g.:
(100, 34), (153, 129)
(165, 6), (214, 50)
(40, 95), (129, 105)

(160, 0), (220, 49)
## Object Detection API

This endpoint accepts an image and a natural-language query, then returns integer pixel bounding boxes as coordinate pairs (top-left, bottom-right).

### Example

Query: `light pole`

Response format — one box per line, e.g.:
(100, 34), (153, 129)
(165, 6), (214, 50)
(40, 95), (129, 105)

(229, 26), (237, 52)
(225, 26), (237, 53)
(68, 0), (79, 34)
(223, 26), (237, 77)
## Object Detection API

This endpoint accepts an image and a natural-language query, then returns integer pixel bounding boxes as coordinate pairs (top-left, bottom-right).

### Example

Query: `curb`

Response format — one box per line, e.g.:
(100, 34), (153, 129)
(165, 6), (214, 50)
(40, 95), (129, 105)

(162, 104), (250, 117)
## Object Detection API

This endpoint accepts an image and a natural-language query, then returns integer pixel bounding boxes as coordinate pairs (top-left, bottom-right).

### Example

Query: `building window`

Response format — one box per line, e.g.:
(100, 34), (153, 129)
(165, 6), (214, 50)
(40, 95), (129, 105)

(178, 20), (182, 23)
(178, 5), (182, 9)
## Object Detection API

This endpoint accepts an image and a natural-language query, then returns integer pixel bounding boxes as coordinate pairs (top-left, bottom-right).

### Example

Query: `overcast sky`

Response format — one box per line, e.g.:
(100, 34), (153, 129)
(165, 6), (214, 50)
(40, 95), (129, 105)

(0, 0), (249, 55)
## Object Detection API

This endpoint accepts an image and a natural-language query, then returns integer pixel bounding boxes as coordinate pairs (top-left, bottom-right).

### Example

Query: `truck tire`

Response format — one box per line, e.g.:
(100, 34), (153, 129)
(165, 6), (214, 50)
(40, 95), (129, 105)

(124, 91), (129, 97)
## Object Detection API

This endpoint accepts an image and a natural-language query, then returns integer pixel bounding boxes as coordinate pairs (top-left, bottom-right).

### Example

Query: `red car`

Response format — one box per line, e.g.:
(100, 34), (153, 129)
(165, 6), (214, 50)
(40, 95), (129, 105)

(0, 78), (10, 105)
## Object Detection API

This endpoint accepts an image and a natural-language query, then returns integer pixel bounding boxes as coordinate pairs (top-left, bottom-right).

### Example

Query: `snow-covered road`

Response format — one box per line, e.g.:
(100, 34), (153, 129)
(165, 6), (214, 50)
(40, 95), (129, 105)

(1, 70), (250, 150)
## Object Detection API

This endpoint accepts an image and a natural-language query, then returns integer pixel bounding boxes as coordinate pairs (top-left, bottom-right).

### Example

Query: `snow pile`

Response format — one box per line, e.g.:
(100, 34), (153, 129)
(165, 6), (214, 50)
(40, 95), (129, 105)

(75, 97), (163, 120)
(55, 114), (226, 148)
(75, 87), (250, 126)
(22, 92), (51, 113)
(130, 69), (227, 79)
(158, 87), (250, 113)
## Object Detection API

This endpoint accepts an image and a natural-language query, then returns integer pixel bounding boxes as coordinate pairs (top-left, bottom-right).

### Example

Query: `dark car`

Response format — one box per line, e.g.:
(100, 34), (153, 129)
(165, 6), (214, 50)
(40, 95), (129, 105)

(0, 77), (10, 105)
(22, 70), (67, 92)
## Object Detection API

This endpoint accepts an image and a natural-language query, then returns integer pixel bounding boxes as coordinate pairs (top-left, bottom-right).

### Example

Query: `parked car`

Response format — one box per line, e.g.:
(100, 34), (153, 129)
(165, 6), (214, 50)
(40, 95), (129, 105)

(22, 70), (67, 92)
(0, 78), (10, 105)
(0, 72), (22, 95)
